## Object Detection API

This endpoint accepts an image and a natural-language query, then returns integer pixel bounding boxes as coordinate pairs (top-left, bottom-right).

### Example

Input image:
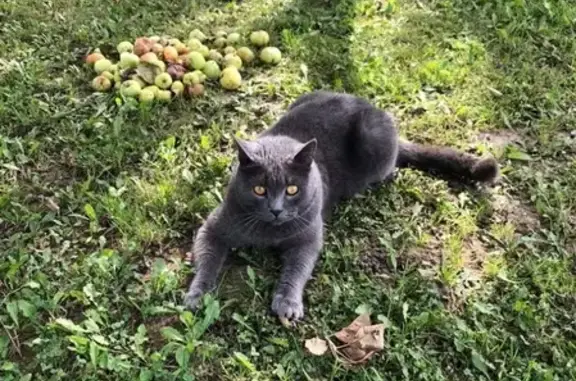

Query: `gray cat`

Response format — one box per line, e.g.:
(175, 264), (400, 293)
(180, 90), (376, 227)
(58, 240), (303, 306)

(184, 91), (498, 320)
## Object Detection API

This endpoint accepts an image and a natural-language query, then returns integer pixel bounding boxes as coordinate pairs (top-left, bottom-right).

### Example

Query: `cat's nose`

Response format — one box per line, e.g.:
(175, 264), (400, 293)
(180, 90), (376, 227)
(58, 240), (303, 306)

(270, 208), (283, 218)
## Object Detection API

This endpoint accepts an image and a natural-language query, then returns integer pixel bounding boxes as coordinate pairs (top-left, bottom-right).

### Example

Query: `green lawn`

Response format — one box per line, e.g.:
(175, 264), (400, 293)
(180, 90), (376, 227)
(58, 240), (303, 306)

(1, 0), (576, 379)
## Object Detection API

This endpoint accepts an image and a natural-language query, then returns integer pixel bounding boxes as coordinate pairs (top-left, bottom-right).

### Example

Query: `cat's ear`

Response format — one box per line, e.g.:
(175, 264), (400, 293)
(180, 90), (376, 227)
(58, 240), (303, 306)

(291, 139), (317, 169)
(234, 137), (256, 167)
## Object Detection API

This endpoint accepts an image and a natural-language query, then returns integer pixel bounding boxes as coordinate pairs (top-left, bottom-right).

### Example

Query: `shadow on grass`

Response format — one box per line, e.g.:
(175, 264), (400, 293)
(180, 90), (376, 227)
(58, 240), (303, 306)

(251, 0), (360, 91)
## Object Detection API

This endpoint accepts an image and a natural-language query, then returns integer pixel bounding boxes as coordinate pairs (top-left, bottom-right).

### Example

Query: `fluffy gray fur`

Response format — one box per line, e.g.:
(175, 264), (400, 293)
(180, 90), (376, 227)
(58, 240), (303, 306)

(184, 91), (498, 320)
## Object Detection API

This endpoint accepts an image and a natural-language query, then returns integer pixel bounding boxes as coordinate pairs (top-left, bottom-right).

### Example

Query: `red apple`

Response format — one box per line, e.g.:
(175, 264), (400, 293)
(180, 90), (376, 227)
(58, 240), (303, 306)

(86, 52), (105, 65)
(134, 37), (153, 56)
(151, 43), (164, 55)
(140, 52), (159, 64)
(185, 83), (205, 97)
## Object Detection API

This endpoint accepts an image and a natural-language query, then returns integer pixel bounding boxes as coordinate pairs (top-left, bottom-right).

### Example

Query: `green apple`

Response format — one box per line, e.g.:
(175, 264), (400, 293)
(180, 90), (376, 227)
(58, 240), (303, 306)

(108, 64), (119, 73)
(214, 37), (227, 49)
(175, 42), (189, 55)
(202, 60), (221, 79)
(208, 49), (223, 63)
(149, 35), (161, 43)
(117, 41), (134, 54)
(260, 47), (282, 64)
(120, 52), (140, 69)
(139, 88), (155, 103)
(226, 32), (241, 45)
(193, 70), (207, 83)
(186, 51), (206, 70)
(92, 75), (112, 92)
(215, 30), (227, 38)
(100, 71), (114, 81)
(156, 89), (172, 102)
(220, 67), (242, 90)
(143, 85), (160, 96)
(250, 30), (270, 47)
(223, 54), (242, 69)
(120, 80), (142, 97)
(189, 29), (207, 42)
(94, 59), (112, 74)
(186, 38), (203, 51)
(159, 36), (171, 46)
(182, 72), (200, 86)
(171, 80), (184, 96)
(223, 46), (236, 55)
(197, 45), (210, 58)
(236, 47), (255, 64)
(154, 72), (173, 89)
(113, 71), (122, 88)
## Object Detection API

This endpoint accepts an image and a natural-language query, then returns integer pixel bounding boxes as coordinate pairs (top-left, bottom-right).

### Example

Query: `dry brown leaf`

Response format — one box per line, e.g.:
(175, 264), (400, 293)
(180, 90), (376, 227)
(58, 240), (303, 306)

(341, 345), (368, 361)
(327, 338), (377, 366)
(342, 348), (377, 364)
(358, 324), (385, 351)
(305, 337), (328, 356)
(334, 313), (371, 344)
(303, 314), (385, 366)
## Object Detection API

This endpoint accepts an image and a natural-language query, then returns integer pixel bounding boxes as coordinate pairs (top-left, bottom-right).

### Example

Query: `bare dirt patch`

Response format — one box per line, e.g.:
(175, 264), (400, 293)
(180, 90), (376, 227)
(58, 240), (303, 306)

(491, 193), (541, 234)
(477, 130), (523, 149)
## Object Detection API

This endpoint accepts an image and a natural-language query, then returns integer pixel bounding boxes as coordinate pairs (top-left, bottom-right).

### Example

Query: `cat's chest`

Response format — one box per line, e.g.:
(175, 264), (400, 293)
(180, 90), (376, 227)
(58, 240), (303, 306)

(224, 220), (299, 248)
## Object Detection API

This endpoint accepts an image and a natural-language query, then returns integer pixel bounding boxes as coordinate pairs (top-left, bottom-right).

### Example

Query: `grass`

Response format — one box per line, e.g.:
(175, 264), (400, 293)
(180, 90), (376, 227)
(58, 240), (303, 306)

(1, 0), (576, 379)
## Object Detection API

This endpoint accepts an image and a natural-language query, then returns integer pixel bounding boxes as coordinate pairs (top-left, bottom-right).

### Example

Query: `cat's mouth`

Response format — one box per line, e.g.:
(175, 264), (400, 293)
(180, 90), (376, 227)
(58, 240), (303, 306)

(266, 214), (295, 226)
(269, 217), (288, 226)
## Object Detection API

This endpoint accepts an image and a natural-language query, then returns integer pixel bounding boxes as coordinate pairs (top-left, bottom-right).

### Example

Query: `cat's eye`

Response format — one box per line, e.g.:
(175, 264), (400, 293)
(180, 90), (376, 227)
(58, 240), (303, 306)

(286, 185), (299, 196)
(253, 186), (266, 196)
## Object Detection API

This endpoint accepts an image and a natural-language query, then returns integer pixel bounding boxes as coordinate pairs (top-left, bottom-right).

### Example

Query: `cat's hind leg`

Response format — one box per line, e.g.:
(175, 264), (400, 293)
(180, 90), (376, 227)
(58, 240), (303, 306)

(289, 91), (332, 110)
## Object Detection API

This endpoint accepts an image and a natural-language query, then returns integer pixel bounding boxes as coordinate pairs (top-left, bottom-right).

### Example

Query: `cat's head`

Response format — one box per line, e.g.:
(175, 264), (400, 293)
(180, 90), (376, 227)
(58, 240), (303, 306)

(229, 135), (319, 225)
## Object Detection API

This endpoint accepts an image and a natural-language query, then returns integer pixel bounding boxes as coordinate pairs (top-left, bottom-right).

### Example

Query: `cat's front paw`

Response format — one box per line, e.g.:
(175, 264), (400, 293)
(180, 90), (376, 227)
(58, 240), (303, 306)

(183, 288), (204, 310)
(271, 294), (304, 321)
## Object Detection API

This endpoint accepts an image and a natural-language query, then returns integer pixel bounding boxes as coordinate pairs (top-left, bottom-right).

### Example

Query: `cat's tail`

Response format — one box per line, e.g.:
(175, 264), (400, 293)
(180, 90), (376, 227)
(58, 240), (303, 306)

(396, 140), (499, 183)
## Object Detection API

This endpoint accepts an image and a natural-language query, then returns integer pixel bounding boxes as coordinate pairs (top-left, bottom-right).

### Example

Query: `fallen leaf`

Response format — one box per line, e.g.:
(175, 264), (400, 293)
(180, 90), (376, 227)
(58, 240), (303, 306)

(358, 324), (384, 351)
(334, 313), (371, 344)
(341, 345), (368, 362)
(304, 337), (328, 356)
(136, 63), (162, 84)
(343, 348), (377, 364)
(303, 313), (386, 366)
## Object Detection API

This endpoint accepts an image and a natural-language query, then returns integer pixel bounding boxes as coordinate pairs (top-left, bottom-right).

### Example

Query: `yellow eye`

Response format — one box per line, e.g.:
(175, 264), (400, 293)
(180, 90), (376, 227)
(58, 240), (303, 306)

(253, 186), (266, 196)
(286, 185), (299, 195)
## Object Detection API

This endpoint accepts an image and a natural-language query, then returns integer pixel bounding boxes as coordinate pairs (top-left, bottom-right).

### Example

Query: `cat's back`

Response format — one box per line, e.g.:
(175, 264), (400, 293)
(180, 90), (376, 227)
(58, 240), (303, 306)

(259, 91), (398, 205)
(262, 91), (372, 142)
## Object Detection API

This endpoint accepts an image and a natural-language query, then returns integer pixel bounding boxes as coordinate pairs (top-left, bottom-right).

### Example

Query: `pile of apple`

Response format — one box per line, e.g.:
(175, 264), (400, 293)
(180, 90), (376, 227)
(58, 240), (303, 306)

(86, 29), (282, 103)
